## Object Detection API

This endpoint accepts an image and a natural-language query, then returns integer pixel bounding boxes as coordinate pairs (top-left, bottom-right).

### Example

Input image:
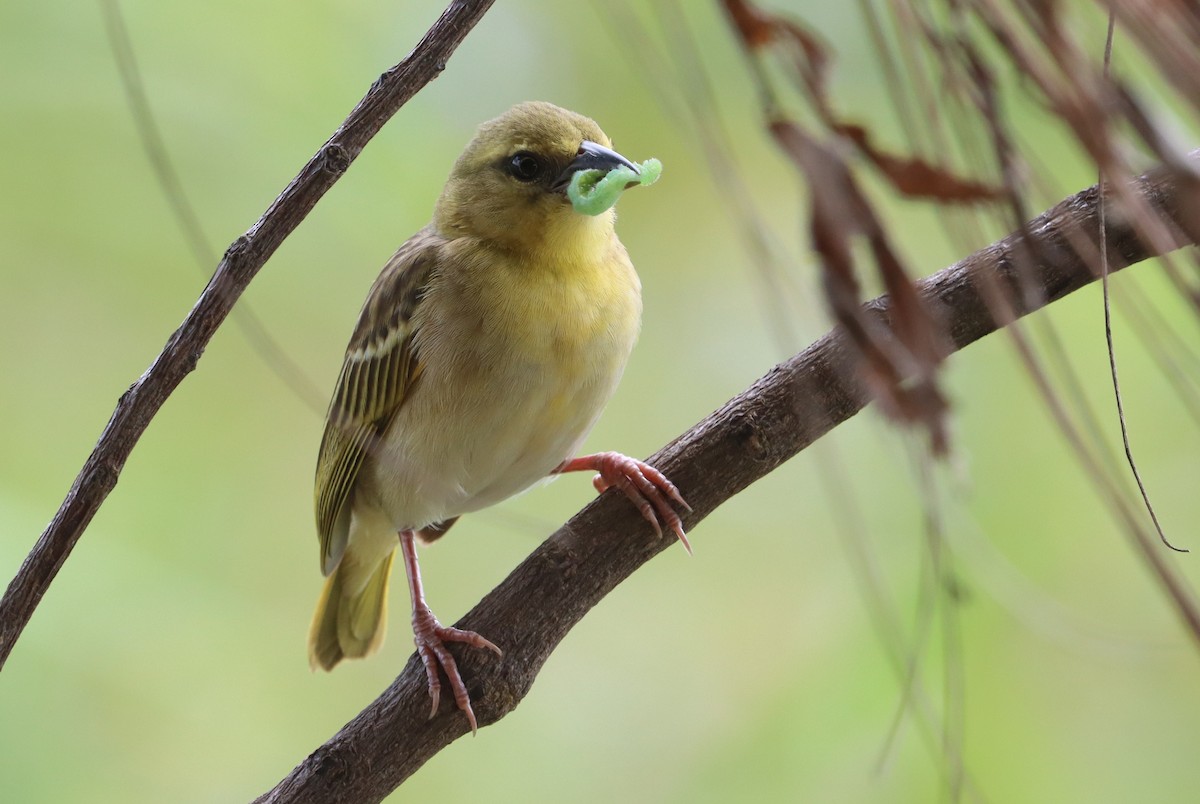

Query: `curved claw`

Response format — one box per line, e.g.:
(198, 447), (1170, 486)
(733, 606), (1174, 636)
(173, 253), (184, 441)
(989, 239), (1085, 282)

(557, 451), (693, 554)
(412, 607), (502, 735)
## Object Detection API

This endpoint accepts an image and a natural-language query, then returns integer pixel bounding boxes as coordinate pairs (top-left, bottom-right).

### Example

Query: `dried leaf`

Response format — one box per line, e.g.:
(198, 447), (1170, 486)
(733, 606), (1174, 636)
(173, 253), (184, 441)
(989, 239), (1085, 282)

(719, 0), (776, 49)
(770, 120), (950, 453)
(836, 123), (1004, 202)
(723, 0), (1000, 205)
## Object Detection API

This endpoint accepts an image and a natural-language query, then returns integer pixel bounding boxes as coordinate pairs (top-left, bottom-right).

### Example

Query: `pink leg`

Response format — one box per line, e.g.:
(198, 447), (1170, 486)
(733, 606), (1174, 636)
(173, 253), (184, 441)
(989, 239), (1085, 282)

(555, 451), (693, 553)
(400, 529), (502, 734)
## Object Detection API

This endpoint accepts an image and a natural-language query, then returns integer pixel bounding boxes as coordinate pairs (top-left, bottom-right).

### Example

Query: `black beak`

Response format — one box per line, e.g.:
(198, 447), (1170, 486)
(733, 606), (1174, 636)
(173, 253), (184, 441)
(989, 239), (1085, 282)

(553, 140), (639, 192)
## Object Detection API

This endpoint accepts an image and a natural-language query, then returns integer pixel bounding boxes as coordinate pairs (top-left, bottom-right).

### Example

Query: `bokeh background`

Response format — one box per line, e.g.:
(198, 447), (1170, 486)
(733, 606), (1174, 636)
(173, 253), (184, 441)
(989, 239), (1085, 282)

(3, 1), (1200, 802)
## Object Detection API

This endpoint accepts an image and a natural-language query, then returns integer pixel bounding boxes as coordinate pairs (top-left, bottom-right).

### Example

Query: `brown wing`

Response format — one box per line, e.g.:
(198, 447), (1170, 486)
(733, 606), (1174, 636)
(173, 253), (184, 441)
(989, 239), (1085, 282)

(314, 230), (439, 575)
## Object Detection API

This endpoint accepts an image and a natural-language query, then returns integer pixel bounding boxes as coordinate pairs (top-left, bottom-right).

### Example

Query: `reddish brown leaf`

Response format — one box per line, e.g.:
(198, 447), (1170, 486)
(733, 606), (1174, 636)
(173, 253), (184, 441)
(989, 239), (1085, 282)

(723, 3), (958, 452)
(721, 0), (830, 100)
(719, 0), (776, 49)
(836, 123), (1004, 202)
(769, 120), (951, 453)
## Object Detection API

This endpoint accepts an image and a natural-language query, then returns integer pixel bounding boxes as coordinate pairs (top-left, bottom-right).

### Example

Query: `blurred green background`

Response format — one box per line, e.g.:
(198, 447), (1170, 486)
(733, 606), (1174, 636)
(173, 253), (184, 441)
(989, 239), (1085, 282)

(3, 1), (1200, 802)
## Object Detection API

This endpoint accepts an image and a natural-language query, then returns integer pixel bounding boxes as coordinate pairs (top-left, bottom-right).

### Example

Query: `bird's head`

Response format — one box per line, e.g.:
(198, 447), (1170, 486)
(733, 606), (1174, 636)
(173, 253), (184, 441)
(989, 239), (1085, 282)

(433, 101), (640, 254)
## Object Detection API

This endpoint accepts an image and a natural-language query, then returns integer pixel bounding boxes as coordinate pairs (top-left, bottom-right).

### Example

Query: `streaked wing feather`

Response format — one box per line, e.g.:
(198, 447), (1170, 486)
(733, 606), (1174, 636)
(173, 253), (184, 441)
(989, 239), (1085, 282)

(314, 422), (374, 565)
(314, 231), (439, 574)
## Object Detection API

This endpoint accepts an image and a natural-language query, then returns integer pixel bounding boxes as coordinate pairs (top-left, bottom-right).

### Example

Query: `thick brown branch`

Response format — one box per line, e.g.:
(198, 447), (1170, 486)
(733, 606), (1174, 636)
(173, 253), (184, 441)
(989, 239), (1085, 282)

(0, 0), (497, 669)
(255, 165), (1197, 803)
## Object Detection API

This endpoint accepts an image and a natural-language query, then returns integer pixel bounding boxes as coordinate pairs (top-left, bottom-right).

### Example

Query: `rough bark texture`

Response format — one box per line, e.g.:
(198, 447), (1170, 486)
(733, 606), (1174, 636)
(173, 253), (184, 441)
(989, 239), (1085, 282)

(254, 163), (1196, 804)
(0, 0), (497, 670)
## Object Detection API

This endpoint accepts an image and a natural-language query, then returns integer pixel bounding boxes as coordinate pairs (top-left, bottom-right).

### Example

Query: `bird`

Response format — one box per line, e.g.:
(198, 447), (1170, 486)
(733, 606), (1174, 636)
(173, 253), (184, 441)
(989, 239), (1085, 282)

(308, 101), (689, 732)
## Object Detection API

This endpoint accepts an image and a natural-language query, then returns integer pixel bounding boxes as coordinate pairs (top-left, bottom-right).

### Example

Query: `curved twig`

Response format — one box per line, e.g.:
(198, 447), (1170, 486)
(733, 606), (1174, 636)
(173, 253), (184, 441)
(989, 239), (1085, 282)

(255, 161), (1200, 804)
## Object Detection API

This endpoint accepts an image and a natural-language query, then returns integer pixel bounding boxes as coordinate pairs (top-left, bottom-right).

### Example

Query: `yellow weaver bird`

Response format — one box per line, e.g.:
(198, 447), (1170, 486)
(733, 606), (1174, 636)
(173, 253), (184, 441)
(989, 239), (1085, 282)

(309, 101), (689, 731)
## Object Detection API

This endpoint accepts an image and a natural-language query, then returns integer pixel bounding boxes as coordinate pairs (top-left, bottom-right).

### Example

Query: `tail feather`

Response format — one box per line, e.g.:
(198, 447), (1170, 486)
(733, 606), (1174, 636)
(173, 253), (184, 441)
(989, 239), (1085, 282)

(308, 549), (396, 671)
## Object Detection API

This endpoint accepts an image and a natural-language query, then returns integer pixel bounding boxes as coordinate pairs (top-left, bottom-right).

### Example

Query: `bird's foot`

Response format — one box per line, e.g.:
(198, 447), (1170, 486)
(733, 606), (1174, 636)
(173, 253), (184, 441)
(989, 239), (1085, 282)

(557, 451), (693, 553)
(412, 605), (502, 734)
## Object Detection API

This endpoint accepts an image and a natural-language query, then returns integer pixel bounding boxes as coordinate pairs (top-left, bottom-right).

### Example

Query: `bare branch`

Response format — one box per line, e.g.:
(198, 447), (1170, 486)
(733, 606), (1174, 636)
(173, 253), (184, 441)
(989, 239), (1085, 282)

(0, 0), (497, 670)
(255, 161), (1199, 804)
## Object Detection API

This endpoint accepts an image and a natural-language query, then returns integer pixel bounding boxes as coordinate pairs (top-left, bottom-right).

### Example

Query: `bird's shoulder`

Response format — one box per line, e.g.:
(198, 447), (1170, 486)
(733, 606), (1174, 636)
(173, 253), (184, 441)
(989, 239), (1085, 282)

(345, 227), (444, 363)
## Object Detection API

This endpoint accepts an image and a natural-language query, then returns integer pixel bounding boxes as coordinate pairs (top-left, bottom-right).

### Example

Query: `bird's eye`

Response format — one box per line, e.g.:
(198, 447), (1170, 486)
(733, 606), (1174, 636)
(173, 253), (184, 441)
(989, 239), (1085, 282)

(507, 152), (542, 182)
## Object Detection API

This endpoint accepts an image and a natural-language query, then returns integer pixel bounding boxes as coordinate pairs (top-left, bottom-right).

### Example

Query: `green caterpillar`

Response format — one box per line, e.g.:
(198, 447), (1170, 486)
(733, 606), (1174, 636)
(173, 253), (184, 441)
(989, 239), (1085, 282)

(567, 158), (663, 216)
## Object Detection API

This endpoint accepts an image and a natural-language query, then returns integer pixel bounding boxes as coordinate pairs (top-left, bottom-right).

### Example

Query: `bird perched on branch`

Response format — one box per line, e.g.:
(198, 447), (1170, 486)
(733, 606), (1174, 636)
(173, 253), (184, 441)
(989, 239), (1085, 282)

(308, 101), (689, 732)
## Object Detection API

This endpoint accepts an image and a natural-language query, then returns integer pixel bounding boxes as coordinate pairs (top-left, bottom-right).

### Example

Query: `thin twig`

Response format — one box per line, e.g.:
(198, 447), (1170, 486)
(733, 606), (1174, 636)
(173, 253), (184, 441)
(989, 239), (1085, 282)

(1097, 15), (1184, 551)
(0, 0), (497, 670)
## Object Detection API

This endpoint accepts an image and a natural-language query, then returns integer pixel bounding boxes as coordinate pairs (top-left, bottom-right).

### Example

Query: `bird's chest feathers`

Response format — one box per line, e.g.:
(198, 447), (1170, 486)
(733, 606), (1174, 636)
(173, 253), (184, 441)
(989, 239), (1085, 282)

(502, 276), (625, 363)
(395, 243), (641, 508)
(470, 250), (641, 386)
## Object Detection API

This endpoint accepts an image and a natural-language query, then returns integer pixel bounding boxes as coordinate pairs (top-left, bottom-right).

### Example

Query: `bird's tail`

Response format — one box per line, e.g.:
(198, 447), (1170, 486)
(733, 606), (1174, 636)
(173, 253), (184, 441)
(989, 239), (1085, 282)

(308, 547), (396, 671)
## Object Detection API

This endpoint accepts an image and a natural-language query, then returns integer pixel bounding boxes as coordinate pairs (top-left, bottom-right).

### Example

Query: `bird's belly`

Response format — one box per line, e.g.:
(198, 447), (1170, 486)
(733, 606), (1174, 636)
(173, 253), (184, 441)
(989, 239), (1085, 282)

(457, 375), (606, 511)
(359, 330), (627, 530)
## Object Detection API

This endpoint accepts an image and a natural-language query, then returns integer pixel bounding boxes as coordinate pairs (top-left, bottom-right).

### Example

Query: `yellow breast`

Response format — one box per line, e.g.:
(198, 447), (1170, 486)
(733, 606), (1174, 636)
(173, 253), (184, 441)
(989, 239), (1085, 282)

(367, 226), (643, 523)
